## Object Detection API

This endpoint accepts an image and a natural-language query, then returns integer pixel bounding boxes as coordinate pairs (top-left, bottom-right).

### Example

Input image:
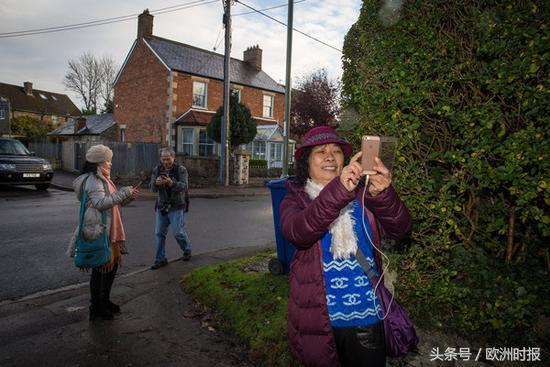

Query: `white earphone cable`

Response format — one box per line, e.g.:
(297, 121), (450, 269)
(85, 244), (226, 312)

(361, 175), (394, 320)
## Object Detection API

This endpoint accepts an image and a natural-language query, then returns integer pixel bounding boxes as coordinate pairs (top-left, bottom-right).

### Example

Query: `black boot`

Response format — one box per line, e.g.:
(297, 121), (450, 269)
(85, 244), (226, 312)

(103, 263), (120, 314)
(89, 268), (113, 321)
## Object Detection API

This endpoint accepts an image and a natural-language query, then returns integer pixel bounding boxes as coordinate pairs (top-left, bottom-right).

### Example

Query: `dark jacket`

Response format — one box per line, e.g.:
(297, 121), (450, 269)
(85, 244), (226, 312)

(280, 177), (412, 367)
(149, 163), (189, 211)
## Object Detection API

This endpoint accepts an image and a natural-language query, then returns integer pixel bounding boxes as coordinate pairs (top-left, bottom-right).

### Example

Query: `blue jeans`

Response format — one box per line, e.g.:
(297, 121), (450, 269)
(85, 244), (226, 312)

(154, 208), (192, 262)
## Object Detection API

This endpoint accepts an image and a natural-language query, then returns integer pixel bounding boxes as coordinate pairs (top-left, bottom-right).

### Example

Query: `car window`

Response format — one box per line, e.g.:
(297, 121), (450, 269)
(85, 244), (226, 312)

(0, 140), (31, 155)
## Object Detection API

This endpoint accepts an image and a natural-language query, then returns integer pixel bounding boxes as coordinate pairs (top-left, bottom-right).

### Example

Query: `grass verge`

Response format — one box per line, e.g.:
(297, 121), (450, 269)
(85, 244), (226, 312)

(181, 250), (300, 367)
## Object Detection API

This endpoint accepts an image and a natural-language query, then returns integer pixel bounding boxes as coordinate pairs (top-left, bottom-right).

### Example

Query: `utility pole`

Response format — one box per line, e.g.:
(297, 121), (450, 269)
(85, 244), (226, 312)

(221, 0), (232, 186)
(282, 0), (294, 177)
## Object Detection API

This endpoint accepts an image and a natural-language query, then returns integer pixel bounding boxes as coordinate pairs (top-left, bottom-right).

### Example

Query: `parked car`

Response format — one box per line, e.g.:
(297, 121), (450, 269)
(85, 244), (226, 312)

(0, 138), (54, 190)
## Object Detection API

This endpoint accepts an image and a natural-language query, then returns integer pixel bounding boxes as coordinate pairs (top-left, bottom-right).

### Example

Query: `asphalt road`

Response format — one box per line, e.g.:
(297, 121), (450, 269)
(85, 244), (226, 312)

(0, 186), (276, 302)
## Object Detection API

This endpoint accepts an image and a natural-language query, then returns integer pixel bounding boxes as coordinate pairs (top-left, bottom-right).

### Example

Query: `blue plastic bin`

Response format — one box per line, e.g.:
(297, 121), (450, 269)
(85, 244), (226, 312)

(265, 177), (295, 275)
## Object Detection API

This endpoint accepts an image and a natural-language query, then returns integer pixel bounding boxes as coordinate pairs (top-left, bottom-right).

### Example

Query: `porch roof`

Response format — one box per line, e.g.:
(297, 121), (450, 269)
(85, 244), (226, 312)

(174, 109), (216, 126)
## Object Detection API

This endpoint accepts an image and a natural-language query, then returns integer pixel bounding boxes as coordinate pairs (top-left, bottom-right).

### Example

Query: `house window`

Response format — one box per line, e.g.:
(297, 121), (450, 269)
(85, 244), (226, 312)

(263, 95), (274, 118)
(231, 89), (241, 102)
(192, 81), (207, 108)
(181, 128), (194, 156)
(0, 109), (5, 119)
(247, 141), (266, 160)
(120, 128), (126, 142)
(51, 115), (58, 124)
(199, 129), (216, 157)
(39, 93), (48, 100)
(270, 143), (282, 161)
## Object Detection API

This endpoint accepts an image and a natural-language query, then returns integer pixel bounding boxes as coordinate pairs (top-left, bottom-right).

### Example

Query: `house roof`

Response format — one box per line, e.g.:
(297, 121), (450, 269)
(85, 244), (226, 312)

(49, 114), (115, 136)
(175, 109), (216, 126)
(144, 37), (285, 94)
(255, 125), (295, 143)
(0, 82), (81, 116)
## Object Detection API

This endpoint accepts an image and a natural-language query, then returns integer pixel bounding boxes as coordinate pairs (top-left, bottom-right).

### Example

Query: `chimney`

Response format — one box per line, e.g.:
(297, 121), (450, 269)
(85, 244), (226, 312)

(243, 45), (262, 70)
(137, 9), (154, 39)
(23, 81), (33, 96)
(74, 117), (86, 134)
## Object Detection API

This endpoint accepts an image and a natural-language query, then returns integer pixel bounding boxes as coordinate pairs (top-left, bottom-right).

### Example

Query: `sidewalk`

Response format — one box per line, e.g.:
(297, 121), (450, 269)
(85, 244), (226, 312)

(0, 245), (270, 367)
(50, 170), (270, 199)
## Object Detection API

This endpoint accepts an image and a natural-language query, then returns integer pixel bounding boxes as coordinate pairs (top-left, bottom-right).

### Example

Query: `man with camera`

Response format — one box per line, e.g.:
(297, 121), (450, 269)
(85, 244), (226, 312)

(150, 147), (192, 270)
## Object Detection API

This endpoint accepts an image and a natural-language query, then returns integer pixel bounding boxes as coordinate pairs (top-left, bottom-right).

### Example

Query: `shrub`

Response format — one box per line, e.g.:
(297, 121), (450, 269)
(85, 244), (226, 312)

(342, 0), (549, 346)
(250, 159), (267, 168)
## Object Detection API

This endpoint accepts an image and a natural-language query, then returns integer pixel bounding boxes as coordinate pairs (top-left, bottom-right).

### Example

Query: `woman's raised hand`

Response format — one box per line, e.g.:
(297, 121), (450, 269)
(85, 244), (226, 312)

(129, 186), (140, 198)
(340, 151), (364, 192)
(366, 157), (392, 196)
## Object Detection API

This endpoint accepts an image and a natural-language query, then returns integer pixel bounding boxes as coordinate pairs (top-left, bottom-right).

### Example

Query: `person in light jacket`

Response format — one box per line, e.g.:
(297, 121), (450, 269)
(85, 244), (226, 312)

(68, 144), (139, 321)
(280, 126), (412, 367)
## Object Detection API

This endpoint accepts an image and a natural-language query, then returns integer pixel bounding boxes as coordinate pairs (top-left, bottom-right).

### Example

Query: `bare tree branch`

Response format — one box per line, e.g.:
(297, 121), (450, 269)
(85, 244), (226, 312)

(63, 52), (118, 113)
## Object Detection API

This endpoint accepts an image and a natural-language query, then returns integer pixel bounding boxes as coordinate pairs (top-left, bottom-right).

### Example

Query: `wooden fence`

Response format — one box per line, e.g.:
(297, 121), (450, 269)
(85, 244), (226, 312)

(29, 141), (160, 178)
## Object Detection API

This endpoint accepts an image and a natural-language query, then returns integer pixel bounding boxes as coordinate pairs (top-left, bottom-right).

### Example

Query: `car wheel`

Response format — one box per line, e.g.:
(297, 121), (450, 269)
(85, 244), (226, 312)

(35, 184), (50, 191)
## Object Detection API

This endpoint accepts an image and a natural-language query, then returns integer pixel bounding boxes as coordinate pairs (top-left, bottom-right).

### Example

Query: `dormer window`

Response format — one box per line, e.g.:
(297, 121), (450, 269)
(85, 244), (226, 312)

(39, 93), (48, 100)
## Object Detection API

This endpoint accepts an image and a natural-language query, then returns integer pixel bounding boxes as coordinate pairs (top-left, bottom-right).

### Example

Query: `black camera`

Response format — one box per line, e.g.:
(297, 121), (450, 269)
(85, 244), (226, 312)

(159, 202), (172, 215)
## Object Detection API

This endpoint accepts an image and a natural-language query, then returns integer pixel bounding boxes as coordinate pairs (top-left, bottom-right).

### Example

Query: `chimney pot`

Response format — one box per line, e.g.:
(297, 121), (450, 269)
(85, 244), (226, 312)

(23, 81), (33, 96)
(137, 9), (154, 39)
(243, 45), (262, 71)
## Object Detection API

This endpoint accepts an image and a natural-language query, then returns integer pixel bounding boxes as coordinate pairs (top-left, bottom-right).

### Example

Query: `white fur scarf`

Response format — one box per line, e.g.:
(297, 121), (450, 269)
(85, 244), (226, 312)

(305, 179), (357, 260)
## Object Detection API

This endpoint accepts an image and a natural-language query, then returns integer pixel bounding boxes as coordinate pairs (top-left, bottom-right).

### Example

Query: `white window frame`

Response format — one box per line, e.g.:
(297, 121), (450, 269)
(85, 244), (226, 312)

(120, 128), (126, 142)
(198, 129), (217, 157)
(0, 109), (5, 119)
(192, 81), (208, 108)
(180, 128), (194, 156)
(263, 94), (274, 118)
(270, 142), (282, 161)
(248, 141), (266, 160)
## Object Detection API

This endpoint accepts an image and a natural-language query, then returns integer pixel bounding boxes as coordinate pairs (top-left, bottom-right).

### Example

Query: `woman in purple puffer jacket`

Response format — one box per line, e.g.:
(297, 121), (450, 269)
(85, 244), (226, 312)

(280, 126), (412, 367)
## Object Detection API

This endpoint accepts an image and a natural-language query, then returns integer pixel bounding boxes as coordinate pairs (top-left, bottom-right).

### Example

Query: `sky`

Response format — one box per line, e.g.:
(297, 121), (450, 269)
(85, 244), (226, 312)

(0, 0), (362, 110)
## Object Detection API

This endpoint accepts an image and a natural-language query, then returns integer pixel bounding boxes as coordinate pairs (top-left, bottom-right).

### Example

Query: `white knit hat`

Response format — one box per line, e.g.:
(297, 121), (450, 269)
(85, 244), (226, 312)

(86, 144), (113, 163)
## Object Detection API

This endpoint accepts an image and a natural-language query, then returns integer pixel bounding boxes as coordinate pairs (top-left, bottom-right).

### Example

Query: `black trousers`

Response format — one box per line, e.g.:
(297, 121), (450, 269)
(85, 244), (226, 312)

(90, 263), (118, 308)
(332, 321), (386, 367)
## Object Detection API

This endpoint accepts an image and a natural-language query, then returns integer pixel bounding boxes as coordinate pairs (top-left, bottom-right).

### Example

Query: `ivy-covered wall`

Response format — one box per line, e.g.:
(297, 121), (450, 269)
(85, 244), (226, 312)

(341, 0), (548, 345)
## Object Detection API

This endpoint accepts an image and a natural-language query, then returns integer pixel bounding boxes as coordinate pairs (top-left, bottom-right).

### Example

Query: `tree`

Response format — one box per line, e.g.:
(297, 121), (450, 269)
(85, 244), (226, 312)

(99, 56), (117, 113)
(63, 52), (118, 113)
(11, 116), (53, 142)
(290, 68), (340, 138)
(207, 94), (257, 150)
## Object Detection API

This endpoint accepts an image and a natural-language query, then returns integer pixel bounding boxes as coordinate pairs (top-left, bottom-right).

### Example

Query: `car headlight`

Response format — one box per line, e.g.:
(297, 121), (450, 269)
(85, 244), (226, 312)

(0, 163), (16, 171)
(43, 163), (52, 171)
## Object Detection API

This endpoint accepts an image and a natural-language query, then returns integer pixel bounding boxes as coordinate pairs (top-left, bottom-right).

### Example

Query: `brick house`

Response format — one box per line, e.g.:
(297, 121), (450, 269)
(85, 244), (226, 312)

(114, 10), (292, 171)
(0, 81), (81, 135)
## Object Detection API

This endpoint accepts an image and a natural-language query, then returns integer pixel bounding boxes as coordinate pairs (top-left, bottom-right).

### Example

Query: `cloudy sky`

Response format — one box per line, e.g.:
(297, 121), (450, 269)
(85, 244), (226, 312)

(0, 0), (362, 109)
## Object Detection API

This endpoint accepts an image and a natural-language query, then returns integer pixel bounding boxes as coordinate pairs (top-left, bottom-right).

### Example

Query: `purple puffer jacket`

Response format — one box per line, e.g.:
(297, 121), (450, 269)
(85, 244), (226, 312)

(280, 177), (412, 367)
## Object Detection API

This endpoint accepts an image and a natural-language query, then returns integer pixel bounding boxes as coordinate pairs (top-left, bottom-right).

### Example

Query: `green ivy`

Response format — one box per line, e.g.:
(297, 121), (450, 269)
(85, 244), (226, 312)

(342, 0), (549, 346)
